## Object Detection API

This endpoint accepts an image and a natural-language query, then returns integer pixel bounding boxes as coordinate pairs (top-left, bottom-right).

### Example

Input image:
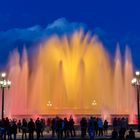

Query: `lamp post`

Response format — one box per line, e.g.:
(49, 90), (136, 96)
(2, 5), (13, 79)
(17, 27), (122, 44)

(91, 100), (97, 106)
(47, 101), (52, 107)
(131, 71), (140, 131)
(0, 72), (11, 119)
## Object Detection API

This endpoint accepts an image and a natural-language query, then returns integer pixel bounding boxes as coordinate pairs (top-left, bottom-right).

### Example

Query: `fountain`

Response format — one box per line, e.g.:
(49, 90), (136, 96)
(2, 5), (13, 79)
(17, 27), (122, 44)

(1, 31), (136, 123)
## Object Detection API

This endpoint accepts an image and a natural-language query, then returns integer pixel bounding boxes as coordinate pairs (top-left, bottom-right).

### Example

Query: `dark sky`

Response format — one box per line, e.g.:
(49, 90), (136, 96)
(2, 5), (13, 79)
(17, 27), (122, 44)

(0, 0), (140, 68)
(0, 1), (139, 32)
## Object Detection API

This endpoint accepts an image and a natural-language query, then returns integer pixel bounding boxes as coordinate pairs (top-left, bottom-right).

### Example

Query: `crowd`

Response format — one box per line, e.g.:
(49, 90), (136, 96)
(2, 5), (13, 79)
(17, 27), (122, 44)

(0, 117), (45, 140)
(111, 117), (135, 139)
(0, 116), (136, 140)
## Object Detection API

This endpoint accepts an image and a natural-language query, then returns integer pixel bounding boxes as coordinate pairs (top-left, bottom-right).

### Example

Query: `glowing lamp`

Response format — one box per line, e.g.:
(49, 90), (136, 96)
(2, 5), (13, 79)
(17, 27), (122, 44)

(7, 80), (11, 89)
(3, 80), (7, 86)
(131, 78), (137, 85)
(7, 80), (11, 86)
(1, 73), (6, 78)
(47, 101), (52, 107)
(136, 71), (140, 76)
(0, 81), (3, 85)
(92, 100), (97, 106)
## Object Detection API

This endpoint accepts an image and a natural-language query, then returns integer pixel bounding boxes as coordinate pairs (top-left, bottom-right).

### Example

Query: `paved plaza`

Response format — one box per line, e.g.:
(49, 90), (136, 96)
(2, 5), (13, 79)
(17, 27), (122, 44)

(4, 129), (140, 140)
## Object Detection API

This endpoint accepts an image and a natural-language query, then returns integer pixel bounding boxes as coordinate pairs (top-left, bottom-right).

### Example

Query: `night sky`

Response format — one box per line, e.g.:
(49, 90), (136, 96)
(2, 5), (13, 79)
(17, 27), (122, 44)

(0, 0), (140, 68)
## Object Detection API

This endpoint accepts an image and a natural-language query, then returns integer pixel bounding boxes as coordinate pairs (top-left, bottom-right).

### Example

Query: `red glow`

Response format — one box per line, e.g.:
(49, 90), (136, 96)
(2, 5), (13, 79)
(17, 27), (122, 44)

(129, 112), (137, 124)
(31, 113), (42, 121)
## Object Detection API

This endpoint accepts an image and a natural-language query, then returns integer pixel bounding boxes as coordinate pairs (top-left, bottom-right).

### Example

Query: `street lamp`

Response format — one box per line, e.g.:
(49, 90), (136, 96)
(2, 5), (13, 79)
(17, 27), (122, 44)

(91, 100), (97, 106)
(0, 72), (11, 119)
(131, 71), (140, 131)
(47, 101), (52, 107)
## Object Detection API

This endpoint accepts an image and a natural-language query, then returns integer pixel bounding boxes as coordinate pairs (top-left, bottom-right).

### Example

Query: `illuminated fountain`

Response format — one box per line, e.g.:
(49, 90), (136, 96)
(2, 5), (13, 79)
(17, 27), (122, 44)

(1, 31), (136, 122)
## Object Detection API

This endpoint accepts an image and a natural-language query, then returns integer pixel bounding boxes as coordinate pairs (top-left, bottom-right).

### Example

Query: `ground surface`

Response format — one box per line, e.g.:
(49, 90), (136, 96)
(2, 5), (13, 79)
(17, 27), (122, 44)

(6, 129), (140, 140)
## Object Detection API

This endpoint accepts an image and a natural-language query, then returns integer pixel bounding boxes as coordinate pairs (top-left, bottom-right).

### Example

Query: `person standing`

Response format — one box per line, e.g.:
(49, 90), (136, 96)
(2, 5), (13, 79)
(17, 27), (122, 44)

(64, 118), (69, 138)
(69, 116), (76, 137)
(51, 118), (56, 137)
(94, 118), (98, 136)
(35, 118), (41, 140)
(57, 118), (63, 140)
(21, 119), (28, 140)
(28, 118), (35, 140)
(11, 120), (17, 140)
(80, 117), (87, 138)
(98, 118), (103, 136)
(40, 119), (45, 137)
(17, 120), (21, 133)
(4, 117), (10, 140)
(103, 120), (108, 135)
(88, 117), (95, 140)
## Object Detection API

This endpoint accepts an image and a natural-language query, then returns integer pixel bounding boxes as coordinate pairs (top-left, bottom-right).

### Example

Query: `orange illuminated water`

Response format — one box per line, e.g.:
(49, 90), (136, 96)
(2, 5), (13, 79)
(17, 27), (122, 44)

(3, 31), (136, 123)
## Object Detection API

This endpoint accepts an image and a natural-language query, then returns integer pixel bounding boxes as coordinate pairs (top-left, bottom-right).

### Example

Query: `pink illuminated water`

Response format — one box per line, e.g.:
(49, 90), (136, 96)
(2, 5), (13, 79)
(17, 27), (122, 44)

(1, 31), (136, 123)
